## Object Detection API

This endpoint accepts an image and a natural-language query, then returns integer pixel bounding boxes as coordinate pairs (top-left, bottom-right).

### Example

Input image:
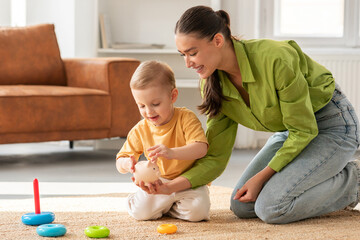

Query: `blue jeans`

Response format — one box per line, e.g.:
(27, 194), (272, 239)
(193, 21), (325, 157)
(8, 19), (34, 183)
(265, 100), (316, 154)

(230, 87), (360, 224)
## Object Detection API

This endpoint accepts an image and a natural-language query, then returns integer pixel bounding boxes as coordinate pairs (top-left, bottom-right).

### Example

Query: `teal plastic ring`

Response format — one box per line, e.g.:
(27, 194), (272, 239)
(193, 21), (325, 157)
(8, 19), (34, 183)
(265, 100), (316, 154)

(21, 212), (55, 225)
(84, 226), (110, 238)
(36, 224), (66, 237)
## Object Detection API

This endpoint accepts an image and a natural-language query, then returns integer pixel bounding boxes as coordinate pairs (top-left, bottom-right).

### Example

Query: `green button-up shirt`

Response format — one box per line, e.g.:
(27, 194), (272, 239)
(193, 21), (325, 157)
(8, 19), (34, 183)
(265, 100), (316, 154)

(181, 39), (335, 188)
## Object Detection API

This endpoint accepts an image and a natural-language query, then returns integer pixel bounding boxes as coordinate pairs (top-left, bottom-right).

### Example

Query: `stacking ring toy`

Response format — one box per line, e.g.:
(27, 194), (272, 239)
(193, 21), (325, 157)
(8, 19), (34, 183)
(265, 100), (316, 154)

(84, 226), (110, 238)
(21, 212), (55, 225)
(36, 224), (66, 237)
(157, 224), (177, 234)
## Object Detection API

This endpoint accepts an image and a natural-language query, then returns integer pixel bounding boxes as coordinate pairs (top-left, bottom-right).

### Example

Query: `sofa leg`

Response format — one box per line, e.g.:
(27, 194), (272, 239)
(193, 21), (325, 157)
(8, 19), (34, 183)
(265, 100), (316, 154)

(69, 141), (74, 149)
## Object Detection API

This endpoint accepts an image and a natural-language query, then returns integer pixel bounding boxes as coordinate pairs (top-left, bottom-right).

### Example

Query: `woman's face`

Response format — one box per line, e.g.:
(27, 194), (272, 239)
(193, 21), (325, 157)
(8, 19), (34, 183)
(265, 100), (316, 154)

(175, 33), (222, 79)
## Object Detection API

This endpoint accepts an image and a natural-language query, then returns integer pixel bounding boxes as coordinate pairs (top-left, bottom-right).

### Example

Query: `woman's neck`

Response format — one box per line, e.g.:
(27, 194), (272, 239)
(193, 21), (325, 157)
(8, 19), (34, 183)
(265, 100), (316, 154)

(219, 40), (241, 82)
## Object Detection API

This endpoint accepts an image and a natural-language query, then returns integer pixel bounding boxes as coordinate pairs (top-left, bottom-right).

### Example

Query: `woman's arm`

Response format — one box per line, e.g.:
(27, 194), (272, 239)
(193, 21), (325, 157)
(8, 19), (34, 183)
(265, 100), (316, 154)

(147, 142), (208, 162)
(233, 166), (276, 202)
(181, 113), (238, 188)
(134, 176), (191, 195)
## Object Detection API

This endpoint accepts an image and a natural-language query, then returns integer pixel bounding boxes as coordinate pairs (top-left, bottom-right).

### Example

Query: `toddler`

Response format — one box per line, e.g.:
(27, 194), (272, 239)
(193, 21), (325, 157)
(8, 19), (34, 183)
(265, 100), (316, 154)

(116, 60), (209, 222)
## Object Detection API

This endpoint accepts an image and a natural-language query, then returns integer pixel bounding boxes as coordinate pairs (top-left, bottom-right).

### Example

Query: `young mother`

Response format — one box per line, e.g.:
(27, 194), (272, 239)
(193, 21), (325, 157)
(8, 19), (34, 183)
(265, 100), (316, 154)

(141, 5), (360, 224)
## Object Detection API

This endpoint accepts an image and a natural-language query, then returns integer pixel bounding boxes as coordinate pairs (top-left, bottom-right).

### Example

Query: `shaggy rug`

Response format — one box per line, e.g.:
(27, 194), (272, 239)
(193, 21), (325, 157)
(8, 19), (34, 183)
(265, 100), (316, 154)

(1, 186), (360, 240)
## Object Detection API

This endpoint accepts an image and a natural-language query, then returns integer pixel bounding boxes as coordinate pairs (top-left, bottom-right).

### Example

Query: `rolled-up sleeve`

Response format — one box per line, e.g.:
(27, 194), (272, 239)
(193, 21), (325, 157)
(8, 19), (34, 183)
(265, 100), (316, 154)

(181, 112), (238, 188)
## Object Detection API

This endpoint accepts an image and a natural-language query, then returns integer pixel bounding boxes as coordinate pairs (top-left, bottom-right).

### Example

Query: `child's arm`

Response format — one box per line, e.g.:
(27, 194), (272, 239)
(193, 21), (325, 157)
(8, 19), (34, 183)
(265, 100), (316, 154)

(116, 156), (136, 174)
(147, 141), (208, 162)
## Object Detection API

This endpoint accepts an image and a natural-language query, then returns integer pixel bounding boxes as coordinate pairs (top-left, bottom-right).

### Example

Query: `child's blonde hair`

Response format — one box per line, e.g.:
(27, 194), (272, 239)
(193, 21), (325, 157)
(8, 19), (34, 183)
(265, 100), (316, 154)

(130, 60), (176, 90)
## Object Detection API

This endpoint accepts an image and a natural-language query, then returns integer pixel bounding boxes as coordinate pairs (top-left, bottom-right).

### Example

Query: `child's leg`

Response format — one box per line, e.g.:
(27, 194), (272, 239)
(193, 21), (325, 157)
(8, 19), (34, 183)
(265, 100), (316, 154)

(168, 185), (210, 222)
(127, 188), (174, 220)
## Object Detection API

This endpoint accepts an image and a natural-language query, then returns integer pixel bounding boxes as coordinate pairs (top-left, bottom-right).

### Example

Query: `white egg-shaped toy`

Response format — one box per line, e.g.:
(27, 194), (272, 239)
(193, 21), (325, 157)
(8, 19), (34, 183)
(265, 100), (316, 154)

(133, 161), (161, 185)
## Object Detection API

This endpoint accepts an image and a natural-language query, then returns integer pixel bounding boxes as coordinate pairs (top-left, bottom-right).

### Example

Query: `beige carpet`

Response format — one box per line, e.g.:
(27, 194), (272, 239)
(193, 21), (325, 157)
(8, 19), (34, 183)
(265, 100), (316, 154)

(1, 186), (360, 240)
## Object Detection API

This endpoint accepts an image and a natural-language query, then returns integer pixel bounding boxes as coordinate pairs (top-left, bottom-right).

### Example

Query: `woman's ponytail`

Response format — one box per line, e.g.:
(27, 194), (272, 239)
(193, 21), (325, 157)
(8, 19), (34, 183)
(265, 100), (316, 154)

(198, 73), (227, 118)
(175, 6), (233, 118)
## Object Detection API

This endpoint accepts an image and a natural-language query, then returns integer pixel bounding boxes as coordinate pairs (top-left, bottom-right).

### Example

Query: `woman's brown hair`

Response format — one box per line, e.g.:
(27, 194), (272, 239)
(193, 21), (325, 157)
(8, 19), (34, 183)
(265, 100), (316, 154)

(175, 5), (235, 118)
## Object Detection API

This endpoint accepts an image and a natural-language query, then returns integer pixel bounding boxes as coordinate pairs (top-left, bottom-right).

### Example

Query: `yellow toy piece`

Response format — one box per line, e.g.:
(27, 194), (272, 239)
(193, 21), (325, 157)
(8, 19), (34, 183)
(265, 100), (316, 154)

(157, 224), (177, 234)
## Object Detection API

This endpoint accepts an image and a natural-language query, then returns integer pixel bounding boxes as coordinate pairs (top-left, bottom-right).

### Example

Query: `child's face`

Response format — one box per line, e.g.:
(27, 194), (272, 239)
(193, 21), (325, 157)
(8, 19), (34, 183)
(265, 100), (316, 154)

(131, 84), (178, 126)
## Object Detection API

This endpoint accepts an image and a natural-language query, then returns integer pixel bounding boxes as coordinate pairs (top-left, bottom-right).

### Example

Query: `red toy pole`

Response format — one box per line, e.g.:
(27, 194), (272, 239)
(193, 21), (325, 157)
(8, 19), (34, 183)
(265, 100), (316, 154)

(33, 178), (40, 214)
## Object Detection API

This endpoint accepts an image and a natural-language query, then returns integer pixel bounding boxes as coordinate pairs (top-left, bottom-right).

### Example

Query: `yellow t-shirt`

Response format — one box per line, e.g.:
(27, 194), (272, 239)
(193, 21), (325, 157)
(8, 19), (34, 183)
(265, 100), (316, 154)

(116, 107), (208, 180)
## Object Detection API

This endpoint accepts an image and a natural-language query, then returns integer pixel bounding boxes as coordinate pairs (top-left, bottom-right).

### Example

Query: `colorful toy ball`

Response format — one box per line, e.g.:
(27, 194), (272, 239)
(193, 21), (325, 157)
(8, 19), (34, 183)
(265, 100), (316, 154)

(157, 224), (177, 234)
(36, 224), (66, 237)
(84, 226), (110, 238)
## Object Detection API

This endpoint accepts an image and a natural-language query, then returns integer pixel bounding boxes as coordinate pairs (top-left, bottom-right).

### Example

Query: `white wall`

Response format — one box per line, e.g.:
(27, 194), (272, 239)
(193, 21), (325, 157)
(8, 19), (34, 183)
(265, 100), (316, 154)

(0, 0), (97, 58)
(98, 0), (213, 49)
(26, 0), (75, 57)
(0, 0), (11, 26)
(74, 0), (97, 57)
(235, 0), (260, 39)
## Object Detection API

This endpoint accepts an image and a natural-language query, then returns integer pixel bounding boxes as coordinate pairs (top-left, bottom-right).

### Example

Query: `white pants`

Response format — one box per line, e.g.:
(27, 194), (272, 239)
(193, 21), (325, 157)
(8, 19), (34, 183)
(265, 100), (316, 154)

(127, 180), (210, 222)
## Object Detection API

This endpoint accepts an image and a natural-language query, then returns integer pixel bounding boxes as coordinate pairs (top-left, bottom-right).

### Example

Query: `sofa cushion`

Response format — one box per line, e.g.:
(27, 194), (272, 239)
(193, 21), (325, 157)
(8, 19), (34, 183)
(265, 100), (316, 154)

(0, 86), (110, 134)
(0, 24), (66, 85)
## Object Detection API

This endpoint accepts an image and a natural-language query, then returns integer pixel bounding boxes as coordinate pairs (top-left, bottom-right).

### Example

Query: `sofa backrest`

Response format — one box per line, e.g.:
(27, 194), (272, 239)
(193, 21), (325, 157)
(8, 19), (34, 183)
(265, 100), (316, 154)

(0, 24), (66, 85)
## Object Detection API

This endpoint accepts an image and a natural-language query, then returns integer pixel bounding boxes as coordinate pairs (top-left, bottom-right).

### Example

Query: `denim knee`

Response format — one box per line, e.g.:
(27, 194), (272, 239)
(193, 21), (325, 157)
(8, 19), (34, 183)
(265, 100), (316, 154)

(230, 197), (257, 219)
(254, 202), (277, 224)
(254, 197), (293, 224)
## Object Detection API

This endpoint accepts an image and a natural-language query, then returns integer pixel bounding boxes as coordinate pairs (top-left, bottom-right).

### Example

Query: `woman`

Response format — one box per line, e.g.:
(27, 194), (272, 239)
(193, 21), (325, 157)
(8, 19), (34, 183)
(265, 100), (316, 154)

(140, 5), (360, 224)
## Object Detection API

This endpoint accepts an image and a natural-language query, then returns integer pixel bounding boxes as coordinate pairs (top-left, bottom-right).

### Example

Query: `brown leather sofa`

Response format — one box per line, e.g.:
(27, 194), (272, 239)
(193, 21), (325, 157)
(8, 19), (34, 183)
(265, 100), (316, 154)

(0, 24), (140, 145)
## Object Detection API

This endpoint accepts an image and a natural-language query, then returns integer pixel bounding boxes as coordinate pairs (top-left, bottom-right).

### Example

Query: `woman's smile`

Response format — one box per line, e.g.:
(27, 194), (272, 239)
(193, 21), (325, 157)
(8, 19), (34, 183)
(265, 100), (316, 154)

(191, 65), (204, 74)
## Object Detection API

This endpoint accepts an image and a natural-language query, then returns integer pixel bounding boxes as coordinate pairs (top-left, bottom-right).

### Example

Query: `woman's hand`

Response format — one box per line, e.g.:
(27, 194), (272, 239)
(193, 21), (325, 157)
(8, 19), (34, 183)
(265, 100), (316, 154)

(153, 180), (173, 195)
(131, 176), (192, 195)
(147, 144), (174, 162)
(131, 178), (171, 194)
(233, 174), (265, 202)
(233, 166), (276, 202)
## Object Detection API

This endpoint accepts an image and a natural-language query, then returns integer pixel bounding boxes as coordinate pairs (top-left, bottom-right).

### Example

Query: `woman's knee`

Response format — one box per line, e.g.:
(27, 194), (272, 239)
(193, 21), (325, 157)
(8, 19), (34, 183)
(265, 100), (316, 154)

(254, 202), (277, 224)
(254, 198), (293, 224)
(230, 196), (284, 223)
(230, 197), (257, 219)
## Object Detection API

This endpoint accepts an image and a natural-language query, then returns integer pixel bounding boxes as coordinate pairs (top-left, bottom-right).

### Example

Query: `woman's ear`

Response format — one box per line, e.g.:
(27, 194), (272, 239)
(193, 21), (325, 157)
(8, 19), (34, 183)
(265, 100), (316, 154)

(171, 88), (179, 103)
(213, 33), (225, 48)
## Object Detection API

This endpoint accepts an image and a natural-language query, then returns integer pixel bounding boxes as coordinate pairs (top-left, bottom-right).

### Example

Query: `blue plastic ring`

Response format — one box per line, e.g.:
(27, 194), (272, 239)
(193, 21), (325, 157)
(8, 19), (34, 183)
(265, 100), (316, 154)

(36, 224), (67, 237)
(21, 212), (55, 225)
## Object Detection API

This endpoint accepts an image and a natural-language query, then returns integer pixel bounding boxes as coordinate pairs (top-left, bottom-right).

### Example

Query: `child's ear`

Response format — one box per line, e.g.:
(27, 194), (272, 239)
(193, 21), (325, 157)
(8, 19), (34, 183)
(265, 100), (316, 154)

(171, 88), (178, 103)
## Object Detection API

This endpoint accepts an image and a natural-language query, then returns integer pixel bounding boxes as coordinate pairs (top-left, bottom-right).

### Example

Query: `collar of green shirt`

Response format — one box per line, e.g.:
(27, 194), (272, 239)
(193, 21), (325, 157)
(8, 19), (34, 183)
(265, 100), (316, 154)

(218, 39), (255, 101)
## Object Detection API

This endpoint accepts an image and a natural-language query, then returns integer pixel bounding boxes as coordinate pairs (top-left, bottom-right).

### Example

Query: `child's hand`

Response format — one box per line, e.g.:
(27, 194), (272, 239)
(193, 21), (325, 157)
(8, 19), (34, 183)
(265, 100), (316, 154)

(116, 156), (136, 173)
(147, 144), (174, 162)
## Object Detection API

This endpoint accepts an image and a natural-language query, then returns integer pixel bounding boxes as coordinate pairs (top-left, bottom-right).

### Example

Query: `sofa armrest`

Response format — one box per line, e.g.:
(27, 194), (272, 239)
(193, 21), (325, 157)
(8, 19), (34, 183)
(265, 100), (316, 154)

(63, 58), (136, 91)
(63, 58), (141, 137)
